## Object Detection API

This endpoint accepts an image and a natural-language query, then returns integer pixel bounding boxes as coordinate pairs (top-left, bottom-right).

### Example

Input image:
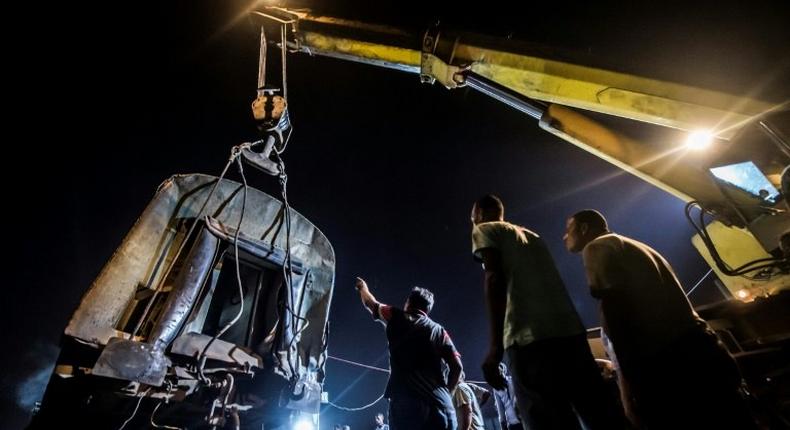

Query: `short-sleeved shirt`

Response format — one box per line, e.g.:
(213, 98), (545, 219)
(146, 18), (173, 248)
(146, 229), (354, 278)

(375, 304), (459, 410)
(467, 383), (498, 421)
(582, 233), (702, 369)
(452, 382), (486, 430)
(472, 221), (584, 348)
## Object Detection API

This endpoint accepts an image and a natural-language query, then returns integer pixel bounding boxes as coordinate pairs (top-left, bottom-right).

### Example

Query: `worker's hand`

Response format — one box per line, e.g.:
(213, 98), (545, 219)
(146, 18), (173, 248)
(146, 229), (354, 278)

(482, 347), (507, 390)
(355, 277), (369, 292)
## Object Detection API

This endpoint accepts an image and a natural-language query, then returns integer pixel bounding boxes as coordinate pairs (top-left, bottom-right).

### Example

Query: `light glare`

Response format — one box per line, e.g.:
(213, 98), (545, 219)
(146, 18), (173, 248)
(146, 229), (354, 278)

(686, 130), (714, 150)
(294, 420), (314, 430)
(736, 289), (750, 300)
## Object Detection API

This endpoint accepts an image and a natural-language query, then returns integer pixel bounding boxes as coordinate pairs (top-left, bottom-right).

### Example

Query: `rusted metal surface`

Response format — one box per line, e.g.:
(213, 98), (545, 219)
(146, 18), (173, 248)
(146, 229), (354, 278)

(149, 227), (220, 350)
(91, 337), (171, 386)
(170, 332), (263, 369)
(65, 174), (335, 377)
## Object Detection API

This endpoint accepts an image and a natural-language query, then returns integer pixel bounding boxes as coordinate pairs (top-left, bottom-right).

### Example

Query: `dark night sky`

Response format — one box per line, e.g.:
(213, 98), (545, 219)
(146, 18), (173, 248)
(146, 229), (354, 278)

(4, 1), (789, 428)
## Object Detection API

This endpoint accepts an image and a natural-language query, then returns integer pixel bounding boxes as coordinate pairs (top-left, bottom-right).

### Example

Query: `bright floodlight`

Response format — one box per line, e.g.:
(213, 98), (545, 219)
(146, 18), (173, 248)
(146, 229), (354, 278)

(686, 130), (714, 150)
(294, 419), (315, 430)
(736, 289), (751, 300)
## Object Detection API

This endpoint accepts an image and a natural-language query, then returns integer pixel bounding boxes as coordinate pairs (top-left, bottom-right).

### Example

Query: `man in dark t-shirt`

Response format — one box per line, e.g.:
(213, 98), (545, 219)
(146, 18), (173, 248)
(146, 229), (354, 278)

(355, 277), (462, 430)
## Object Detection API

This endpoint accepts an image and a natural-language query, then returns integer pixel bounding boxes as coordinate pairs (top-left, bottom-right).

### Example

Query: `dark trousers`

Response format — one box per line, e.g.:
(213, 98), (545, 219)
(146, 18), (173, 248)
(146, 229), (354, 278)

(622, 327), (758, 430)
(389, 396), (457, 430)
(507, 334), (627, 430)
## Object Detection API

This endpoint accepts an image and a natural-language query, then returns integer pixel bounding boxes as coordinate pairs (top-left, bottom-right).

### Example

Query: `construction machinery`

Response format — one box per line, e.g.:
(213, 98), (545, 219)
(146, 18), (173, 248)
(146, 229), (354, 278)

(248, 5), (790, 425)
(30, 5), (789, 429)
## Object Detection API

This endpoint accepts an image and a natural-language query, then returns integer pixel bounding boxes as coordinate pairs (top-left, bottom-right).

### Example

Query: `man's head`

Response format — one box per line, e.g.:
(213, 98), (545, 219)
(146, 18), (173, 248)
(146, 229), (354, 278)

(564, 209), (609, 253)
(405, 287), (434, 314)
(375, 413), (385, 425)
(471, 194), (504, 225)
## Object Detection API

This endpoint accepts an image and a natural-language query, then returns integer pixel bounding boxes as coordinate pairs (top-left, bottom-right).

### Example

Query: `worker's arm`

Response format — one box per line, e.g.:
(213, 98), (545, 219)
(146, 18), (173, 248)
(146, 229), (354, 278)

(479, 247), (508, 390)
(441, 329), (463, 392)
(458, 403), (473, 430)
(355, 277), (391, 323)
(452, 385), (474, 430)
(468, 383), (491, 406)
(581, 242), (622, 299)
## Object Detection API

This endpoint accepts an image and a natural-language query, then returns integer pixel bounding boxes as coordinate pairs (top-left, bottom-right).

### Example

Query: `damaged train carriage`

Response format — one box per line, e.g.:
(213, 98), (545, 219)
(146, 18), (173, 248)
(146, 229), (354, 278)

(30, 174), (334, 429)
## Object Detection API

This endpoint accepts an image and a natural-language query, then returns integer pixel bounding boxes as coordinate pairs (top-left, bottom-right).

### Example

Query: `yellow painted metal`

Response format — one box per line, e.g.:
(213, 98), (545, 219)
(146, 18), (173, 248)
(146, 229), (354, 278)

(691, 221), (790, 297)
(300, 32), (421, 72)
(277, 10), (782, 207)
(260, 8), (790, 294)
(539, 104), (725, 204)
(421, 53), (464, 88)
(462, 50), (773, 139)
(286, 16), (777, 138)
